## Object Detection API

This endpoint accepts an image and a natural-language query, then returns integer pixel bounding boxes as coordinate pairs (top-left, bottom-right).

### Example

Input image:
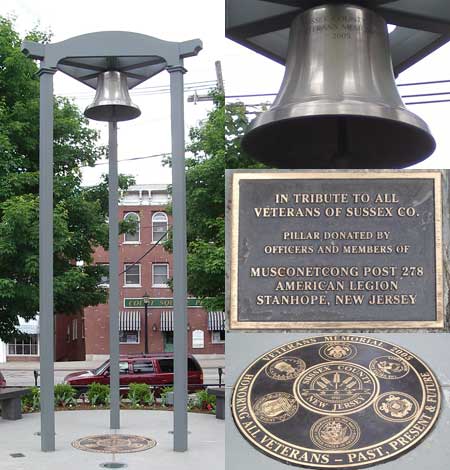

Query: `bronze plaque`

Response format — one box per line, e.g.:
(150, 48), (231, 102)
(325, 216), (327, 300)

(231, 335), (440, 469)
(71, 434), (157, 453)
(228, 171), (443, 329)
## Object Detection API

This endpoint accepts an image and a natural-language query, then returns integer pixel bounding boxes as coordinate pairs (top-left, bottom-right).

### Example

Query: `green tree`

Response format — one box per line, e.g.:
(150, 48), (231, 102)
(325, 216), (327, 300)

(0, 17), (133, 341)
(181, 91), (263, 311)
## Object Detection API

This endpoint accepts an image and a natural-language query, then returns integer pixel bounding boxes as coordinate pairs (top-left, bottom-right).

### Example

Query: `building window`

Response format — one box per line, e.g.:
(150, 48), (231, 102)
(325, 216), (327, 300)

(152, 212), (168, 243)
(211, 330), (225, 343)
(123, 212), (140, 243)
(163, 332), (174, 352)
(81, 318), (85, 339)
(66, 324), (71, 343)
(124, 263), (141, 286)
(152, 263), (169, 287)
(7, 334), (39, 355)
(72, 319), (78, 340)
(119, 330), (139, 344)
(98, 263), (109, 286)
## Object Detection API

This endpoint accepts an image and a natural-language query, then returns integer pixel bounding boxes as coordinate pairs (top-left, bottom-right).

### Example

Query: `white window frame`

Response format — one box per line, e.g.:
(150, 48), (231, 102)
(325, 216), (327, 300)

(211, 330), (225, 344)
(7, 334), (40, 356)
(124, 263), (141, 287)
(123, 212), (141, 244)
(152, 263), (169, 287)
(72, 319), (78, 340)
(97, 262), (110, 287)
(119, 330), (140, 344)
(152, 212), (168, 243)
(66, 324), (71, 343)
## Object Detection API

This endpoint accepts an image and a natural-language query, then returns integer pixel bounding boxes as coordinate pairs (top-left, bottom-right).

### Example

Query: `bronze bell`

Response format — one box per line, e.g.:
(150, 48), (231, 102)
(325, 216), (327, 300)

(241, 4), (436, 169)
(84, 71), (141, 122)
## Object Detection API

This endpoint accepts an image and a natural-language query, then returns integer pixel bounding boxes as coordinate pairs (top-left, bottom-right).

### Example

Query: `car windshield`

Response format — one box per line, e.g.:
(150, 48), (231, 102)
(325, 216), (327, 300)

(93, 360), (109, 376)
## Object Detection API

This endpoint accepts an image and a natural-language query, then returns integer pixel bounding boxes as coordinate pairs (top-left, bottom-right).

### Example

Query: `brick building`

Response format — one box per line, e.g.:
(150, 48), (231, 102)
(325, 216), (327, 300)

(0, 183), (224, 363)
(83, 183), (225, 360)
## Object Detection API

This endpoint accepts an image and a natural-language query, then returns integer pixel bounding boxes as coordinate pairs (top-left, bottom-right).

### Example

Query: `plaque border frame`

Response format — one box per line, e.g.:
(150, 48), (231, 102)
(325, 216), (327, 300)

(228, 170), (444, 330)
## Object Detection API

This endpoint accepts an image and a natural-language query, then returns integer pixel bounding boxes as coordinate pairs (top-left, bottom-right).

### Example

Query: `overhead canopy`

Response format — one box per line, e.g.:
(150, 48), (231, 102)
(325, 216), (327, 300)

(57, 55), (167, 90)
(160, 310), (174, 332)
(208, 311), (225, 331)
(226, 0), (450, 75)
(119, 311), (141, 331)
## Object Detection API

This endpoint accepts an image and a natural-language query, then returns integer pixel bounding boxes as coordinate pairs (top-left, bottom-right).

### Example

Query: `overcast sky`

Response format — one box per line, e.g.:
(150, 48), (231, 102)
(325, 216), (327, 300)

(1, 0), (449, 187)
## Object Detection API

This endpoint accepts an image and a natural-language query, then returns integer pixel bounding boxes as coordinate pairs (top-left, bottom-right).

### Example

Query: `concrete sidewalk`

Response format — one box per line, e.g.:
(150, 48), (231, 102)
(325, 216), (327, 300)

(0, 409), (224, 470)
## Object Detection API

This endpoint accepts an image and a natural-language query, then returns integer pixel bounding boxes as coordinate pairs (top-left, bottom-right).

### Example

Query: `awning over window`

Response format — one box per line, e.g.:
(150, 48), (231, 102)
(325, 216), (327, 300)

(160, 310), (173, 331)
(18, 316), (40, 335)
(119, 311), (141, 331)
(208, 311), (225, 331)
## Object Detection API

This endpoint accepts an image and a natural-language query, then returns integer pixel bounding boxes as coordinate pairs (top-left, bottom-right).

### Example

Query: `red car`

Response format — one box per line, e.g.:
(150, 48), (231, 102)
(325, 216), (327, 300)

(0, 371), (5, 387)
(64, 353), (203, 394)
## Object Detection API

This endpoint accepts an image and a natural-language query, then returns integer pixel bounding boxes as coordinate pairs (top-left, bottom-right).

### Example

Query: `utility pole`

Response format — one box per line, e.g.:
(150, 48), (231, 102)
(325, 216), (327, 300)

(188, 60), (224, 103)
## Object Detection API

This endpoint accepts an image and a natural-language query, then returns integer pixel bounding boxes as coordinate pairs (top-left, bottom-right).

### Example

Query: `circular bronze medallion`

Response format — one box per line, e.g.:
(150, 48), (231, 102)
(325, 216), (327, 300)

(231, 335), (440, 469)
(369, 356), (410, 380)
(294, 362), (379, 415)
(254, 392), (299, 423)
(310, 416), (361, 450)
(265, 357), (306, 381)
(72, 434), (157, 453)
(319, 343), (357, 361)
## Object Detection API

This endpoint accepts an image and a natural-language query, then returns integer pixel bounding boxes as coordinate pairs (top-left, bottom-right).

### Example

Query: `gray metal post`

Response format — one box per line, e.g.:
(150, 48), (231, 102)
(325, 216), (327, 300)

(169, 64), (188, 452)
(108, 121), (120, 429)
(39, 67), (56, 452)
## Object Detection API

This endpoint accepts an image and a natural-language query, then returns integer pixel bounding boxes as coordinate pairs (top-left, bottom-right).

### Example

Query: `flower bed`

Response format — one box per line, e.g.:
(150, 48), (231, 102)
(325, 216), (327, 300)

(21, 383), (216, 415)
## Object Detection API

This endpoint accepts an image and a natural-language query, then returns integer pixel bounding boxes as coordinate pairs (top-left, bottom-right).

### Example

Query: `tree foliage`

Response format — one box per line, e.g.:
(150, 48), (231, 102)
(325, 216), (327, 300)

(182, 91), (264, 310)
(0, 17), (133, 341)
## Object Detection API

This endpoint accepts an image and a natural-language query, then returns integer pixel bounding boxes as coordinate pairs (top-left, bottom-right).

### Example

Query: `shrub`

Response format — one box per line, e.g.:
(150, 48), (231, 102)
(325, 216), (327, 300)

(160, 386), (174, 407)
(86, 382), (110, 406)
(195, 389), (216, 413)
(128, 383), (155, 408)
(54, 384), (77, 407)
(22, 386), (40, 412)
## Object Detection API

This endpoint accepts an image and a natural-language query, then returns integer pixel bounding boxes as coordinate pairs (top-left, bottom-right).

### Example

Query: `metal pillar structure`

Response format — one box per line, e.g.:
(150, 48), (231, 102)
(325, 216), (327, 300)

(22, 32), (202, 452)
(38, 66), (56, 452)
(108, 121), (120, 429)
(169, 64), (188, 451)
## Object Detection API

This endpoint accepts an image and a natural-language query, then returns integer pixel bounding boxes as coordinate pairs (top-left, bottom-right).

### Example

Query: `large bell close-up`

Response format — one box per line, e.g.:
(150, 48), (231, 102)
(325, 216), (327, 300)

(241, 3), (436, 169)
(84, 70), (141, 122)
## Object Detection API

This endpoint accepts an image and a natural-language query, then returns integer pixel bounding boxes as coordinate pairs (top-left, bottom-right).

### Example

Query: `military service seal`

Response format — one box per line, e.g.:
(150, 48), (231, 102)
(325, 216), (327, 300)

(231, 335), (440, 469)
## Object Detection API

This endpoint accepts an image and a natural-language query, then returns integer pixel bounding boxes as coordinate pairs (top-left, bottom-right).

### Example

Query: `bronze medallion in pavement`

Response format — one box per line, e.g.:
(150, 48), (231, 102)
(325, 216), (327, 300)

(72, 434), (157, 453)
(231, 335), (440, 469)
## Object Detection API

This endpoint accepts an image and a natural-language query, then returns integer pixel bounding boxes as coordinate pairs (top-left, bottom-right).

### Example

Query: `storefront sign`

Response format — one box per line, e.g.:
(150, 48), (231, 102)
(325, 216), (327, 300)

(192, 329), (204, 349)
(124, 298), (203, 308)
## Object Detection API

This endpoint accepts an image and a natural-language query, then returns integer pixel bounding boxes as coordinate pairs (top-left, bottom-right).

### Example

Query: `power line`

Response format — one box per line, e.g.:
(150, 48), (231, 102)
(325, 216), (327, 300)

(120, 229), (171, 276)
(58, 80), (217, 98)
(225, 79), (450, 102)
(406, 99), (450, 105)
(83, 152), (170, 168)
(397, 79), (450, 87)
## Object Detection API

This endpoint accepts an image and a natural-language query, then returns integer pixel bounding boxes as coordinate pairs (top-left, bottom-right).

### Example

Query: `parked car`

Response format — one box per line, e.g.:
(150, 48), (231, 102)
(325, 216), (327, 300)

(64, 353), (203, 394)
(0, 371), (6, 387)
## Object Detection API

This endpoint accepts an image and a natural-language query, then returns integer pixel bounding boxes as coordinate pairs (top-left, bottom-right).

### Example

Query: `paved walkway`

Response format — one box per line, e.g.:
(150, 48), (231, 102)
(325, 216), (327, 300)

(1, 409), (224, 470)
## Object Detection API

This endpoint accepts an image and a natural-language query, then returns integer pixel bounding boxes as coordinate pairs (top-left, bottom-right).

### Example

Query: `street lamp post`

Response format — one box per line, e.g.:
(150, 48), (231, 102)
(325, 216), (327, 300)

(143, 291), (150, 354)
